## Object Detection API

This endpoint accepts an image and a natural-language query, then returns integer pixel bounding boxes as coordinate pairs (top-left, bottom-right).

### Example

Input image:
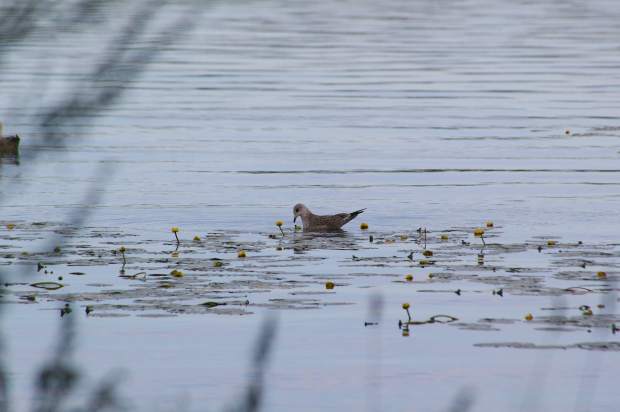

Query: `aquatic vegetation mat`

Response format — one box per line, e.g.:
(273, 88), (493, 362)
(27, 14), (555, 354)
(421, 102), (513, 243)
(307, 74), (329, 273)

(1, 221), (619, 350)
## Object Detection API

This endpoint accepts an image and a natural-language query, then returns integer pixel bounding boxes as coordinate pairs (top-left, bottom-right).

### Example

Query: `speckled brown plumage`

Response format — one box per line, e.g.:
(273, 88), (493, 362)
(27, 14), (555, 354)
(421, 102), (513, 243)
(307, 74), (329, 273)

(293, 203), (365, 232)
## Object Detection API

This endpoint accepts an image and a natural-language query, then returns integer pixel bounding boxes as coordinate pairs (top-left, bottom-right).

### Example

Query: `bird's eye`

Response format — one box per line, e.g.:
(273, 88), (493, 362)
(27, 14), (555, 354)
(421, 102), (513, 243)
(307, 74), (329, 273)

(295, 209), (299, 213)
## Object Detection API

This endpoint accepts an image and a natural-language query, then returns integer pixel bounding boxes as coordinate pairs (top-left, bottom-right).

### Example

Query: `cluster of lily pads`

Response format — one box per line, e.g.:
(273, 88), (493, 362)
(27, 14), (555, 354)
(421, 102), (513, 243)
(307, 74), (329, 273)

(1, 219), (618, 349)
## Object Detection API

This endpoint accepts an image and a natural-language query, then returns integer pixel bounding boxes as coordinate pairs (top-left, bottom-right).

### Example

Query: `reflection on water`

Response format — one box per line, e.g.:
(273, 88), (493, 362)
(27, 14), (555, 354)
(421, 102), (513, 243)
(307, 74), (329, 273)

(290, 231), (356, 253)
(0, 155), (19, 166)
(1, 0), (620, 411)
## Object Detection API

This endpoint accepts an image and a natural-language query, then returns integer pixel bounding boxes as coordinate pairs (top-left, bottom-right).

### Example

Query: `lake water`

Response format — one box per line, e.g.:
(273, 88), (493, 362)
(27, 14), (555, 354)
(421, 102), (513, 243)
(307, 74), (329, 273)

(1, 0), (620, 411)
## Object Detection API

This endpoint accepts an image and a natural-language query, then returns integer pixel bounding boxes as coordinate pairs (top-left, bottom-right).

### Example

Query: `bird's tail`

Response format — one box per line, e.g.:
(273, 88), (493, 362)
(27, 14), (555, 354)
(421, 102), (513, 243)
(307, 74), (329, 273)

(349, 208), (366, 220)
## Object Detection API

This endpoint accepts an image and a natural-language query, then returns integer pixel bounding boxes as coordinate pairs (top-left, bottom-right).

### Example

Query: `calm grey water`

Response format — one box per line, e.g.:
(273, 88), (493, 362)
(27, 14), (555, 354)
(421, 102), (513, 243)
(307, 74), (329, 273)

(1, 0), (620, 411)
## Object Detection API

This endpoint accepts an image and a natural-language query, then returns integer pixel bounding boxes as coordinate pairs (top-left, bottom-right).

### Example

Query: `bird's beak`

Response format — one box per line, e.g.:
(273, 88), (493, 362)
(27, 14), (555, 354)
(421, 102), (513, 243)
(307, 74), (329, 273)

(293, 216), (298, 224)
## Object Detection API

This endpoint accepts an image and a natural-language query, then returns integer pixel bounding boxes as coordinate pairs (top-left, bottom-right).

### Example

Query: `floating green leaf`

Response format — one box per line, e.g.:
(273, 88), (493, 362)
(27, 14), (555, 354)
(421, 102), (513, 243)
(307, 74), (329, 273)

(30, 282), (64, 290)
(201, 301), (226, 308)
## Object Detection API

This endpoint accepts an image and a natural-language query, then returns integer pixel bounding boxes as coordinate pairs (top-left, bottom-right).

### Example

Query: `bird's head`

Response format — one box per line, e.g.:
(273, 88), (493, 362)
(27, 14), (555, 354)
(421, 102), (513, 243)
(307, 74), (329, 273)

(293, 203), (309, 223)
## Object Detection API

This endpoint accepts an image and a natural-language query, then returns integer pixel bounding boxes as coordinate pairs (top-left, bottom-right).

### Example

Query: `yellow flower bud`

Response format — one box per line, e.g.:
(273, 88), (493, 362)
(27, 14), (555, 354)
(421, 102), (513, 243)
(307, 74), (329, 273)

(524, 313), (533, 321)
(360, 223), (369, 230)
(170, 269), (183, 278)
(275, 220), (283, 227)
(440, 234), (448, 240)
(597, 271), (607, 278)
(474, 228), (484, 237)
(119, 246), (126, 253)
(405, 274), (413, 282)
(422, 250), (433, 257)
(547, 240), (557, 246)
(6, 223), (15, 230)
(193, 235), (201, 241)
(485, 221), (494, 228)
(171, 227), (179, 233)
(402, 303), (410, 310)
(237, 250), (246, 258)
(325, 281), (335, 290)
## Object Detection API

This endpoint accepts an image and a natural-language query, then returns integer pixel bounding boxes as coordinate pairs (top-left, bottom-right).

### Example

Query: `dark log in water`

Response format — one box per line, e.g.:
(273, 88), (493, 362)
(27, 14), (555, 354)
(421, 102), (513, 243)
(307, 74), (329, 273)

(0, 135), (20, 155)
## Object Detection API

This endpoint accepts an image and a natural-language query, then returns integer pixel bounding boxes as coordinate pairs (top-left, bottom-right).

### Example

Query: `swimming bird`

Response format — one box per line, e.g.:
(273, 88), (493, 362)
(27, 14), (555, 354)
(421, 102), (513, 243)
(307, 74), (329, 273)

(293, 203), (366, 232)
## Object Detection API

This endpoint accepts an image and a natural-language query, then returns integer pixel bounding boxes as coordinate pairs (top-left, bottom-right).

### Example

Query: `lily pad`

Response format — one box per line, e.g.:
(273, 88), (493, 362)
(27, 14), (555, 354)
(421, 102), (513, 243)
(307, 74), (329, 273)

(30, 282), (64, 290)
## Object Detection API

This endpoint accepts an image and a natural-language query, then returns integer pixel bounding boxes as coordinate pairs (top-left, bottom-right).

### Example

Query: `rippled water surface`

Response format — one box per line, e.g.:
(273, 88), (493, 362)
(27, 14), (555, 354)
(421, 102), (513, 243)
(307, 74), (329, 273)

(1, 0), (620, 411)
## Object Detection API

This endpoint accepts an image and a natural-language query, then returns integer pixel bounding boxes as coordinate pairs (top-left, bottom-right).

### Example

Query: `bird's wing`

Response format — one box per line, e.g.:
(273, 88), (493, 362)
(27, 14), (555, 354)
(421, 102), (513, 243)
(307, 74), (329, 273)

(337, 208), (366, 227)
(305, 209), (366, 230)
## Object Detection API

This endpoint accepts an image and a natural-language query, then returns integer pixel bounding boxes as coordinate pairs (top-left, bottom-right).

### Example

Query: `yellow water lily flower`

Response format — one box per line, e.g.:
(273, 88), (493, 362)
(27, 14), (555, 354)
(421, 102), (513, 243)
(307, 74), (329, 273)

(171, 227), (180, 244)
(276, 220), (285, 236)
